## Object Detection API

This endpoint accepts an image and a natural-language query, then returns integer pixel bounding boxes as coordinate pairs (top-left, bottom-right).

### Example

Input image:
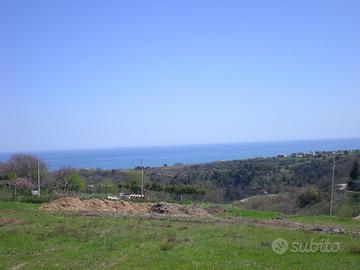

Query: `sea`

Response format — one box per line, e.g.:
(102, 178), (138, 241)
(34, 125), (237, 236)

(0, 138), (359, 171)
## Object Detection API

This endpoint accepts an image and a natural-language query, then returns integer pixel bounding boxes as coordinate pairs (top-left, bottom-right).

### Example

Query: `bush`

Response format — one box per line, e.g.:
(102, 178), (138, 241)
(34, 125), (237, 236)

(17, 195), (55, 203)
(348, 181), (360, 192)
(297, 186), (320, 206)
(65, 174), (85, 192)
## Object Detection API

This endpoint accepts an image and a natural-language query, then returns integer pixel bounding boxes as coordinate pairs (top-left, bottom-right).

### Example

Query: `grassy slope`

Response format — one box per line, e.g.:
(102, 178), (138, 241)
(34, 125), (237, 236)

(0, 201), (360, 270)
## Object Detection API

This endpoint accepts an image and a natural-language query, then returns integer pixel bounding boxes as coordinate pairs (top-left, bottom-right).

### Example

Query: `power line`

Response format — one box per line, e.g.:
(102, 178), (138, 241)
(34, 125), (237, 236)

(37, 161), (41, 196)
(140, 158), (144, 197)
(329, 159), (336, 216)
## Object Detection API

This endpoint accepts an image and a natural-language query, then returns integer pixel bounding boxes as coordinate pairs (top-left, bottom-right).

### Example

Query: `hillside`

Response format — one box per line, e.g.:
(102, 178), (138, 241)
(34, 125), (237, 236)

(146, 151), (359, 197)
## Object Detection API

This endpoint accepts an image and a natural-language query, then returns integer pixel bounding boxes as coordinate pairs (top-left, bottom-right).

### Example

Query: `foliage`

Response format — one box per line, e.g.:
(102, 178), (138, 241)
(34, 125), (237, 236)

(3, 172), (17, 181)
(101, 180), (118, 195)
(14, 178), (35, 190)
(64, 174), (85, 192)
(348, 160), (360, 192)
(16, 195), (54, 203)
(349, 160), (359, 180)
(297, 186), (320, 207)
(1, 154), (47, 179)
(348, 181), (360, 192)
(123, 170), (142, 193)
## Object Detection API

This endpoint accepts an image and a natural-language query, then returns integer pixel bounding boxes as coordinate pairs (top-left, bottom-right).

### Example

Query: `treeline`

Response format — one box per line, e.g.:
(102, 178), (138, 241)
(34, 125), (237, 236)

(0, 154), (207, 201)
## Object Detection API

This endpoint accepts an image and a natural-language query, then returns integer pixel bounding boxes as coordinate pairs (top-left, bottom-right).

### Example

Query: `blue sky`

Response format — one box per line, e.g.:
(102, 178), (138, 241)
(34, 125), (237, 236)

(1, 0), (359, 152)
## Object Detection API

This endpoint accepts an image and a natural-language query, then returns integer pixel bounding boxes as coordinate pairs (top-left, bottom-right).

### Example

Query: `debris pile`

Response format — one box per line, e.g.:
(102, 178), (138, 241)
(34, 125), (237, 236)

(41, 197), (212, 218)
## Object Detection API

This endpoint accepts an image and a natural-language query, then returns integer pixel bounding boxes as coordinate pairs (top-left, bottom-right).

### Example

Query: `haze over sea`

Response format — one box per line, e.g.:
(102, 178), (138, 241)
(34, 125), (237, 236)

(1, 138), (359, 170)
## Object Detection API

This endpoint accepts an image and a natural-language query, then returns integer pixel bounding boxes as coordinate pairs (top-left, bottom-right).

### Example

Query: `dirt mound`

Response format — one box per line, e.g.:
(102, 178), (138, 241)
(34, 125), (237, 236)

(150, 203), (184, 215)
(0, 218), (28, 226)
(41, 197), (152, 215)
(353, 215), (360, 221)
(41, 197), (87, 212)
(41, 197), (211, 218)
(149, 203), (211, 217)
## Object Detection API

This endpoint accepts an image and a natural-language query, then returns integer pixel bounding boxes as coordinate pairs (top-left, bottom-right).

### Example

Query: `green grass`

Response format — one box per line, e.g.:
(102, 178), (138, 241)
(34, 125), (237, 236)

(0, 201), (360, 269)
(220, 206), (280, 219)
(288, 214), (360, 231)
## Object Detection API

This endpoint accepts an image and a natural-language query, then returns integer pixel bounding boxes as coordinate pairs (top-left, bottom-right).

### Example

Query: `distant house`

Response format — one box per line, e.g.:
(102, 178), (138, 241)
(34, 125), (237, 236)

(31, 190), (40, 196)
(277, 154), (287, 158)
(337, 183), (347, 191)
(305, 152), (317, 157)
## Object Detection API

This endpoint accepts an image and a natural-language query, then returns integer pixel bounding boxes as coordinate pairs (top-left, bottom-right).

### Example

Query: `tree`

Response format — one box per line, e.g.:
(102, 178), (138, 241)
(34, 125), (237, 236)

(0, 172), (17, 198)
(124, 170), (147, 193)
(6, 154), (47, 180)
(349, 160), (359, 180)
(14, 178), (35, 196)
(163, 184), (206, 200)
(348, 160), (360, 192)
(297, 186), (319, 206)
(64, 174), (85, 192)
(3, 172), (17, 181)
(124, 180), (141, 193)
(102, 180), (118, 195)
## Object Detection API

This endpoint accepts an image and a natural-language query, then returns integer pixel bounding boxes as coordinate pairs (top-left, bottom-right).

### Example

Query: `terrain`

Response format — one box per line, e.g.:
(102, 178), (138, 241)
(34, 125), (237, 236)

(0, 200), (360, 269)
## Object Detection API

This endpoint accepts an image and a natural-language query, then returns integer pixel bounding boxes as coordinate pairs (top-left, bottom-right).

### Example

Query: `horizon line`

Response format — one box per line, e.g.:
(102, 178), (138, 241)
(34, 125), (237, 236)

(1, 136), (360, 155)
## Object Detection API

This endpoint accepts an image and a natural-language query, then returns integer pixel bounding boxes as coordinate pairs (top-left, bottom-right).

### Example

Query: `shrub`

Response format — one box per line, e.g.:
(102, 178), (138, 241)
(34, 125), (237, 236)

(297, 186), (320, 206)
(17, 195), (55, 203)
(65, 174), (85, 192)
(348, 181), (360, 192)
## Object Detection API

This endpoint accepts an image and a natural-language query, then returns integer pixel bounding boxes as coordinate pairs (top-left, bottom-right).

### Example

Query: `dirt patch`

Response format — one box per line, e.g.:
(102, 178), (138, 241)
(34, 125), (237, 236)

(0, 218), (28, 226)
(254, 218), (306, 230)
(183, 205), (212, 217)
(0, 209), (16, 214)
(251, 217), (360, 235)
(41, 197), (212, 218)
(353, 215), (360, 221)
(205, 207), (226, 215)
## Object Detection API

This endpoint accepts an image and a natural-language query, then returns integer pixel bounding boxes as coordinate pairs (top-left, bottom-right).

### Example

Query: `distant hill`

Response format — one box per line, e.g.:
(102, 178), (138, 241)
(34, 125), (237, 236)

(147, 151), (358, 198)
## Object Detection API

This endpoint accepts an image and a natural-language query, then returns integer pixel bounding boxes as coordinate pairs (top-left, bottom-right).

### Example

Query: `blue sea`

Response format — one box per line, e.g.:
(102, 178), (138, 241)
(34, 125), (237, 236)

(1, 138), (359, 170)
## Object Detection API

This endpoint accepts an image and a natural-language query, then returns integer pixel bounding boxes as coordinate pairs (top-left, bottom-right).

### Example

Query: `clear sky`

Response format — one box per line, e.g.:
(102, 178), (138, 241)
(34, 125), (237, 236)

(1, 0), (359, 152)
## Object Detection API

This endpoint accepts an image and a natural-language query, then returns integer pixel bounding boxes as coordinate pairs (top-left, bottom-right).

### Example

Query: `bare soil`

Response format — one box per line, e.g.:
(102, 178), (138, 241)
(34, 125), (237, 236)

(0, 217), (28, 226)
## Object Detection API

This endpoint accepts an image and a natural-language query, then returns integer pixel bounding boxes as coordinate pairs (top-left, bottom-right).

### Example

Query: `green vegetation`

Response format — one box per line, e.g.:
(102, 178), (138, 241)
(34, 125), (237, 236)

(297, 186), (320, 207)
(0, 201), (359, 269)
(348, 160), (360, 192)
(64, 174), (85, 192)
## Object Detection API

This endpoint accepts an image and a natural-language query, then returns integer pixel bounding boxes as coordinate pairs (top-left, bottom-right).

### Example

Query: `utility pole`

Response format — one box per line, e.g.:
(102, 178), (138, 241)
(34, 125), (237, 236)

(37, 161), (41, 196)
(140, 159), (144, 197)
(329, 159), (336, 216)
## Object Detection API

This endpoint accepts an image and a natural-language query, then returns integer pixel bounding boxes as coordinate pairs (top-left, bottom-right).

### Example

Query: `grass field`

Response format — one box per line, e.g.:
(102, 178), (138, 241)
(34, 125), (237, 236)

(0, 201), (360, 270)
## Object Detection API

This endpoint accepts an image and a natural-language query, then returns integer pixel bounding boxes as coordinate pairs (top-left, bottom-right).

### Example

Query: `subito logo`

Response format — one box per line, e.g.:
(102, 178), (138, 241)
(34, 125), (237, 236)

(272, 238), (288, 255)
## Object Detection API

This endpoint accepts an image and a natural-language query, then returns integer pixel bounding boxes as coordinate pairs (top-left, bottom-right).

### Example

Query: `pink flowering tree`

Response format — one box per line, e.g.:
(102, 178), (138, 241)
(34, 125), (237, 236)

(14, 178), (35, 196)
